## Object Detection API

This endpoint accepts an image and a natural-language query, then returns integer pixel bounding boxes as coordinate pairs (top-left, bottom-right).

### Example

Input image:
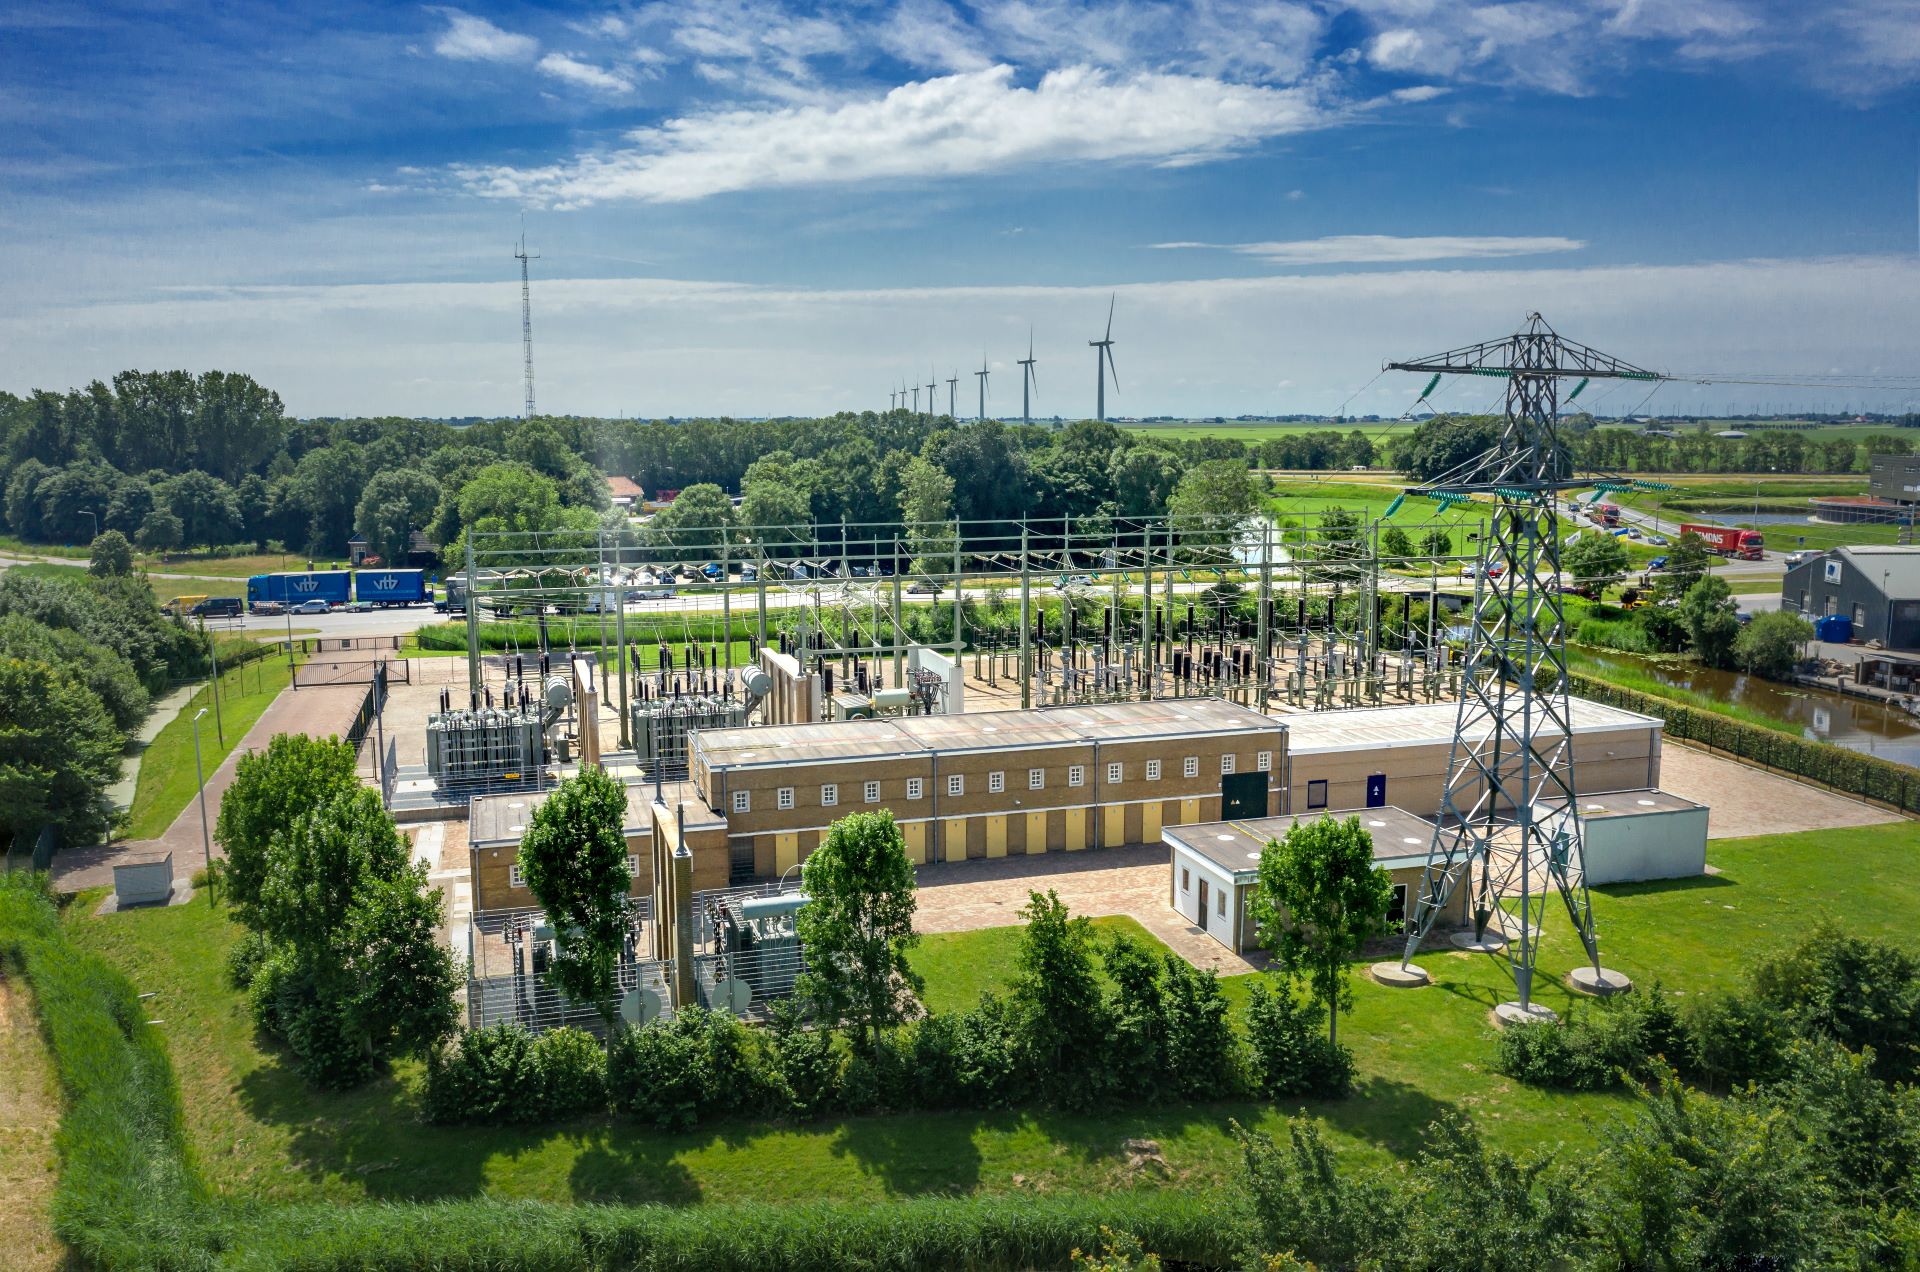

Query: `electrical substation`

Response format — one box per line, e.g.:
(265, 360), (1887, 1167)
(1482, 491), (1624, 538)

(371, 314), (1710, 1035)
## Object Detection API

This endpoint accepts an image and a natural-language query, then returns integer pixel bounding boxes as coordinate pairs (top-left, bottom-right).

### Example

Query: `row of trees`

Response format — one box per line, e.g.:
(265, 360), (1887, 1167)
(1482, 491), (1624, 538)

(217, 735), (462, 1087)
(0, 556), (213, 845)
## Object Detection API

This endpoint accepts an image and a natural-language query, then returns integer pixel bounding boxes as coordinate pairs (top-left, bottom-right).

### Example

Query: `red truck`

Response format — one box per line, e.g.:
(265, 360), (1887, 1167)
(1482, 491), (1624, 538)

(1588, 503), (1622, 527)
(1678, 523), (1766, 561)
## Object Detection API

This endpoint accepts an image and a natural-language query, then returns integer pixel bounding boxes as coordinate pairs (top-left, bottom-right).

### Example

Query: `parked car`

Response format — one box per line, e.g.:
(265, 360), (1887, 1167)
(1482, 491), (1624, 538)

(907, 581), (941, 595)
(1625, 528), (1642, 540)
(1458, 565), (1478, 579)
(1648, 555), (1670, 570)
(634, 587), (677, 601)
(189, 596), (244, 618)
(1646, 536), (1669, 546)
(702, 562), (724, 579)
(342, 600), (373, 613)
(290, 598), (332, 615)
(1055, 574), (1095, 589)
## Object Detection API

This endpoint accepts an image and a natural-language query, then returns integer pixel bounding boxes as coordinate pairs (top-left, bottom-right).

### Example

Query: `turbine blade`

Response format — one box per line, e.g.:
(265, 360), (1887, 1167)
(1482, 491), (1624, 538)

(1106, 347), (1119, 392)
(1105, 293), (1114, 342)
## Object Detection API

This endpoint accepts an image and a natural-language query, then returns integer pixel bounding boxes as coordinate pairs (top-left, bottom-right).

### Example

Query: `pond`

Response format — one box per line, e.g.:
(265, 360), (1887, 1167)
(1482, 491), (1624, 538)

(1580, 648), (1920, 770)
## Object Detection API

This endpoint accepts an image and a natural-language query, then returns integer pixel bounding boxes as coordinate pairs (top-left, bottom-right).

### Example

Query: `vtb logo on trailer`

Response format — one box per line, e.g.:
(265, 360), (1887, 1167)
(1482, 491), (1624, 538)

(292, 577), (319, 593)
(370, 576), (397, 590)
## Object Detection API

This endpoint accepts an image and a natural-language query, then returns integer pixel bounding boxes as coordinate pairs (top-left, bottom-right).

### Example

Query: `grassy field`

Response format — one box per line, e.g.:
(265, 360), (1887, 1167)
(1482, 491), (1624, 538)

(1122, 422), (1419, 444)
(121, 654), (294, 840)
(0, 975), (64, 1271)
(60, 818), (1918, 1210)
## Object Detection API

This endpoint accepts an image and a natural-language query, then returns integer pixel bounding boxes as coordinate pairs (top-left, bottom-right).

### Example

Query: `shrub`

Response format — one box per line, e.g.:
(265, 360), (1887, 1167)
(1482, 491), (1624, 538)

(610, 1008), (770, 1129)
(1245, 979), (1353, 1098)
(911, 994), (1026, 1110)
(1495, 1020), (1618, 1091)
(1750, 924), (1920, 1082)
(1684, 991), (1792, 1091)
(765, 1002), (842, 1119)
(1158, 954), (1241, 1100)
(425, 1024), (540, 1124)
(528, 1026), (608, 1119)
(838, 1026), (916, 1115)
(225, 926), (270, 989)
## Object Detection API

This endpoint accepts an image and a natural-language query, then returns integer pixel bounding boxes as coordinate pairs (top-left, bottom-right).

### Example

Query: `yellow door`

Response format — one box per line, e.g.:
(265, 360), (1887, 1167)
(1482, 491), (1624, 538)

(1180, 797), (1202, 826)
(945, 818), (968, 863)
(1103, 805), (1126, 849)
(902, 821), (927, 865)
(1025, 811), (1048, 854)
(1065, 807), (1087, 851)
(986, 815), (1007, 858)
(775, 832), (800, 873)
(1141, 800), (1163, 845)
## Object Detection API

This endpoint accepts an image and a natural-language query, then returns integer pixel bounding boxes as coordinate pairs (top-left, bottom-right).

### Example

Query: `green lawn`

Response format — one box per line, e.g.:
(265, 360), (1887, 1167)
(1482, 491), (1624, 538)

(61, 818), (1919, 1210)
(121, 655), (295, 840)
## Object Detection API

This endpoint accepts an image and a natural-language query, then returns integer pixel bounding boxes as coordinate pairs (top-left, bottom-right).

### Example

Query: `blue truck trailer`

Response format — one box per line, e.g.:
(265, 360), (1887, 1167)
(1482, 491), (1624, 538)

(247, 571), (352, 608)
(354, 568), (427, 606)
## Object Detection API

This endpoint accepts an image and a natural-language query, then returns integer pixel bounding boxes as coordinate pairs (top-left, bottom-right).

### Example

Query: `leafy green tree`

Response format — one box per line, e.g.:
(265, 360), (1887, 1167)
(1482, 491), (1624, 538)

(1249, 814), (1393, 1047)
(517, 767), (633, 1022)
(1661, 530), (1714, 597)
(1396, 414), (1499, 483)
(1380, 525), (1414, 559)
(1108, 444), (1185, 518)
(898, 456), (955, 573)
(135, 506), (183, 554)
(1309, 506), (1366, 580)
(1421, 526), (1454, 557)
(88, 529), (134, 577)
(353, 467), (441, 564)
(3, 459), (51, 537)
(1679, 574), (1740, 668)
(0, 655), (121, 844)
(1167, 458), (1260, 546)
(1009, 889), (1112, 1106)
(258, 788), (459, 1084)
(154, 469), (242, 548)
(1562, 531), (1629, 589)
(794, 809), (922, 1053)
(505, 419), (575, 479)
(0, 614), (148, 737)
(643, 482), (737, 562)
(1734, 608), (1813, 679)
(216, 733), (360, 924)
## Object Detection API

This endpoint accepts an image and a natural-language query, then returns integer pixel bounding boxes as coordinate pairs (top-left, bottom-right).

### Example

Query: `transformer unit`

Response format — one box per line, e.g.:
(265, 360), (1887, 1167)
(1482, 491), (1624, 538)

(425, 675), (572, 787)
(631, 695), (750, 777)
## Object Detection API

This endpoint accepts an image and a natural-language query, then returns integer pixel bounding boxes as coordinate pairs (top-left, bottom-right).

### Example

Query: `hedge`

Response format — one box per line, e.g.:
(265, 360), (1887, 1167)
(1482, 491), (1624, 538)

(414, 616), (760, 653)
(0, 872), (1231, 1270)
(1568, 670), (1920, 814)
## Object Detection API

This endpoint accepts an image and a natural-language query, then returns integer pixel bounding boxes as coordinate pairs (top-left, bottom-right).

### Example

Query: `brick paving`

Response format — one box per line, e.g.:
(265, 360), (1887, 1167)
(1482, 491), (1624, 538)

(53, 682), (368, 892)
(1655, 742), (1905, 840)
(910, 843), (1265, 975)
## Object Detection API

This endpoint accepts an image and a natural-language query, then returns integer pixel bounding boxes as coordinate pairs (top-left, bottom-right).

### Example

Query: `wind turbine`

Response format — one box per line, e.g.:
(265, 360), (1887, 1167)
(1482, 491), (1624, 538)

(975, 357), (990, 422)
(1089, 295), (1118, 422)
(927, 372), (938, 421)
(946, 371), (959, 419)
(889, 386), (898, 411)
(911, 381), (920, 414)
(1018, 329), (1038, 426)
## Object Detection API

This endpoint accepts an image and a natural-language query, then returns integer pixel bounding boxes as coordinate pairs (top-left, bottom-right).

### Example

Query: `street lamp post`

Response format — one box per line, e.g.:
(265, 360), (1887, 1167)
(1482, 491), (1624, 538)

(200, 617), (224, 745)
(192, 708), (214, 905)
(79, 508), (98, 542)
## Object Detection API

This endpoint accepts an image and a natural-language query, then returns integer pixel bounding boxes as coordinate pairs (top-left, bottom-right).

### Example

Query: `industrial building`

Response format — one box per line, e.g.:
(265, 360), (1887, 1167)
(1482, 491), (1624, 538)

(1782, 545), (1920, 649)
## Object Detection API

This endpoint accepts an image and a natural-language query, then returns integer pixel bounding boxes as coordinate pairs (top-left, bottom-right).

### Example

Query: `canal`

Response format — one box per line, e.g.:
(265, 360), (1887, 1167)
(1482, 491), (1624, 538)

(1580, 649), (1920, 769)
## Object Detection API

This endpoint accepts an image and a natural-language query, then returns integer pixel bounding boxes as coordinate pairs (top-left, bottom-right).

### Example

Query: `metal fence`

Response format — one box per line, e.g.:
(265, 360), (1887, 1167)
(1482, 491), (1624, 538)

(465, 901), (672, 1036)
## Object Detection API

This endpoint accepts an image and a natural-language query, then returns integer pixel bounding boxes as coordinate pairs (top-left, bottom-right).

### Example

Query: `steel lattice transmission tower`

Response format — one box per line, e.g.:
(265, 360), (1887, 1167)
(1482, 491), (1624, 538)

(515, 227), (539, 420)
(1387, 313), (1657, 1019)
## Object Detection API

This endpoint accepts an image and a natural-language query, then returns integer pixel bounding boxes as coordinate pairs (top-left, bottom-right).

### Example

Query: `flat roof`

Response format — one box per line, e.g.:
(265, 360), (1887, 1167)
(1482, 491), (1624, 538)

(470, 784), (659, 848)
(1165, 805), (1439, 880)
(1574, 787), (1703, 819)
(1279, 696), (1661, 755)
(696, 697), (1282, 771)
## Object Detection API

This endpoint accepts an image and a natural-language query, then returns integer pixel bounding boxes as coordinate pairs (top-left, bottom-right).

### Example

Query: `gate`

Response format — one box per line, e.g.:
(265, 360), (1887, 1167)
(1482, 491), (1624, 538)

(1221, 770), (1268, 819)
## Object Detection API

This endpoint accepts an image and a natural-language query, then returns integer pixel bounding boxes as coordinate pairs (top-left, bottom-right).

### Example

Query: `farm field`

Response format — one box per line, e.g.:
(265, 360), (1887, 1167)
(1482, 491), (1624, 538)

(60, 818), (1918, 1210)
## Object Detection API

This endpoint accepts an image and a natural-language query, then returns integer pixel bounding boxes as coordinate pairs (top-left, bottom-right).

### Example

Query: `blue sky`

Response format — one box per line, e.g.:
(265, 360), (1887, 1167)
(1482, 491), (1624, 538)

(3, 0), (1918, 419)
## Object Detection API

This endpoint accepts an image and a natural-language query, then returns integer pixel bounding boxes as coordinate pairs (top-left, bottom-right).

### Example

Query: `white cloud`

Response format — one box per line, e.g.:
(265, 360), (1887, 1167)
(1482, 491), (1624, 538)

(451, 64), (1334, 206)
(1151, 235), (1586, 264)
(15, 256), (1915, 419)
(431, 9), (537, 63)
(537, 53), (635, 95)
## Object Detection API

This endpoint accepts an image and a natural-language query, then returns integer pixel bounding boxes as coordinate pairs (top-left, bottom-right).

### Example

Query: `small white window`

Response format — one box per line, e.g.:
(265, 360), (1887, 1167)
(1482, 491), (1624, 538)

(864, 780), (880, 803)
(947, 773), (965, 797)
(907, 777), (924, 800)
(1181, 867), (1190, 893)
(509, 863), (525, 888)
(1145, 759), (1162, 781)
(1221, 754), (1236, 775)
(821, 783), (838, 807)
(1257, 750), (1272, 772)
(732, 790), (750, 813)
(1107, 761), (1123, 784)
(988, 771), (1004, 794)
(1029, 768), (1045, 790)
(627, 855), (639, 878)
(777, 787), (795, 810)
(1068, 765), (1086, 787)
(1183, 756), (1199, 778)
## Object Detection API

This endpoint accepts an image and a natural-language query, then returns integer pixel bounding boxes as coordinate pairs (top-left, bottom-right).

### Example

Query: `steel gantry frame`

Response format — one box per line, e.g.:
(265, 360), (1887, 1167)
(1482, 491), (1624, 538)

(1392, 313), (1658, 1013)
(458, 507), (1487, 731)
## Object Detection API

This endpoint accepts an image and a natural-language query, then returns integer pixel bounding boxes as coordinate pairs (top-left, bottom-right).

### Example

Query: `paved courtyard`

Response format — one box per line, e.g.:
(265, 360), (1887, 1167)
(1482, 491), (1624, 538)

(1655, 742), (1905, 839)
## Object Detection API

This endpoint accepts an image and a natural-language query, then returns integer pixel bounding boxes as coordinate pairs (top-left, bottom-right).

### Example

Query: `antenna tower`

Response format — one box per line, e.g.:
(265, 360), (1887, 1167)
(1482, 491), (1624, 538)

(1387, 313), (1654, 1019)
(515, 225), (539, 420)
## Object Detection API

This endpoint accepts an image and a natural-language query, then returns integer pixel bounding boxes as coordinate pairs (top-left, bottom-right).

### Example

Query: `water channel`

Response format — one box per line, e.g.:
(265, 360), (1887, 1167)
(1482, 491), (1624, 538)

(1579, 649), (1920, 769)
